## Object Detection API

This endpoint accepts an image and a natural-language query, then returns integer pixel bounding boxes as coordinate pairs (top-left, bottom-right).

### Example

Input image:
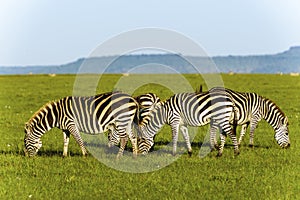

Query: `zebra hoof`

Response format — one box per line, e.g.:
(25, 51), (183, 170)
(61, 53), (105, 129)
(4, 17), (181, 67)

(216, 152), (223, 157)
(140, 152), (147, 156)
(248, 144), (254, 148)
(108, 143), (113, 148)
(82, 154), (88, 158)
(210, 145), (216, 152)
(116, 153), (123, 160)
(188, 150), (192, 157)
(132, 152), (138, 159)
(234, 150), (240, 156)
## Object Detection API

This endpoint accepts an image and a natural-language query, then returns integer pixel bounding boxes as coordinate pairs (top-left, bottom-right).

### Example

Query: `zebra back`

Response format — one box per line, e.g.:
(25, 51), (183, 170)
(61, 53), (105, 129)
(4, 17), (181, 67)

(65, 92), (138, 133)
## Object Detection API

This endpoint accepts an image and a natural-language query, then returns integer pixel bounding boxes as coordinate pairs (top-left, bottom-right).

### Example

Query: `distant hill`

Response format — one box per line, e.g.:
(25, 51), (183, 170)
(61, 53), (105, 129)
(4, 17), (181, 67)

(1, 46), (300, 74)
(213, 46), (300, 73)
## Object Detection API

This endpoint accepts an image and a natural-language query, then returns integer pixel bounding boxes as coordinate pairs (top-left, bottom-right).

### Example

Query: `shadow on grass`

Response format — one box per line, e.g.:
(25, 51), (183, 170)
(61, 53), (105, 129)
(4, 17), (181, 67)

(0, 149), (83, 157)
(0, 141), (273, 157)
(150, 141), (272, 151)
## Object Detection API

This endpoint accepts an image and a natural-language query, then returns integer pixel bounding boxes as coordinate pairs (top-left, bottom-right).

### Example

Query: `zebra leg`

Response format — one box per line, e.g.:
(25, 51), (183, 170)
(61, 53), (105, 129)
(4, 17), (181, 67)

(238, 123), (249, 146)
(218, 126), (239, 156)
(249, 121), (258, 147)
(113, 123), (137, 159)
(231, 122), (240, 155)
(227, 128), (240, 156)
(171, 123), (180, 156)
(116, 123), (138, 159)
(128, 128), (138, 158)
(68, 125), (88, 156)
(217, 133), (226, 157)
(107, 125), (120, 148)
(107, 130), (113, 147)
(114, 125), (127, 159)
(117, 136), (128, 159)
(180, 125), (192, 156)
(210, 123), (219, 150)
(63, 130), (70, 157)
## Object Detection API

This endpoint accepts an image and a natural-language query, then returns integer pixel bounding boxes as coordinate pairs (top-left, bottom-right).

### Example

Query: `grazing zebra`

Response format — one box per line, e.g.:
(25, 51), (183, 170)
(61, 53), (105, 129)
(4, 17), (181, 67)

(24, 92), (139, 158)
(138, 90), (240, 157)
(107, 93), (161, 147)
(209, 87), (290, 149)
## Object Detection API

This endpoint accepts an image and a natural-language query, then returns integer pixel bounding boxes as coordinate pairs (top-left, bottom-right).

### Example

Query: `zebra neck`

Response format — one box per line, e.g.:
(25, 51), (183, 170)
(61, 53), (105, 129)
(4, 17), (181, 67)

(141, 104), (167, 138)
(262, 99), (284, 129)
(31, 101), (59, 133)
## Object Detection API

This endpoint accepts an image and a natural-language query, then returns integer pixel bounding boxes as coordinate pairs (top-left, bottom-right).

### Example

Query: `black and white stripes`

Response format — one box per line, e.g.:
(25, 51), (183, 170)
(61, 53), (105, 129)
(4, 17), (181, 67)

(24, 87), (290, 158)
(209, 88), (290, 148)
(24, 92), (139, 158)
(107, 93), (160, 148)
(138, 91), (240, 156)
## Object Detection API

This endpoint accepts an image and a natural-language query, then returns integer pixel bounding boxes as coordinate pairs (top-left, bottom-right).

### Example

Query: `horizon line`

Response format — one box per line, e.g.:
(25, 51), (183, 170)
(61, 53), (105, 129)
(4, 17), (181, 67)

(1, 45), (299, 67)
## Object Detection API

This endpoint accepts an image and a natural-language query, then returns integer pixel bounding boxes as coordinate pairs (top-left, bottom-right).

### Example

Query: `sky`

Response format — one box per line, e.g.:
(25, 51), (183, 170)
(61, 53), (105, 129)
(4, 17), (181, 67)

(0, 0), (300, 66)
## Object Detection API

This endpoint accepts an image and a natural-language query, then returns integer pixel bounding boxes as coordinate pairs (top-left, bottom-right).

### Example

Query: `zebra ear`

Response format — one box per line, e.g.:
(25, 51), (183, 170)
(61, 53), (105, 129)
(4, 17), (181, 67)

(283, 116), (288, 125)
(196, 84), (203, 93)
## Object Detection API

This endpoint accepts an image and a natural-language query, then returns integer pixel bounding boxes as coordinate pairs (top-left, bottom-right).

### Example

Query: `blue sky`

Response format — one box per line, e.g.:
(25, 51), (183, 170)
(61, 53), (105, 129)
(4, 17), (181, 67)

(0, 0), (300, 65)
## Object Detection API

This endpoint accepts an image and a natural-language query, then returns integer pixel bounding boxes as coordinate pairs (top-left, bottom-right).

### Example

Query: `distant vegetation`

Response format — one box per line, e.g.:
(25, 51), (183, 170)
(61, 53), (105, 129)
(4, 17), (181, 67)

(1, 46), (300, 74)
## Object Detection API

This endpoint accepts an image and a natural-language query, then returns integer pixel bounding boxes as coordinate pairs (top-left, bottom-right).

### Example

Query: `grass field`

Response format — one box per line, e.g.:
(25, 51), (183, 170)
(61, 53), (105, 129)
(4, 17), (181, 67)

(1, 74), (300, 199)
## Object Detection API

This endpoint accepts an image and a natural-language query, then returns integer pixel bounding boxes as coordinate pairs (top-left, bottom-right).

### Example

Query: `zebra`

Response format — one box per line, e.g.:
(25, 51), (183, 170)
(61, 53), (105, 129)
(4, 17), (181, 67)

(24, 92), (139, 158)
(138, 90), (240, 157)
(107, 93), (161, 147)
(209, 87), (290, 149)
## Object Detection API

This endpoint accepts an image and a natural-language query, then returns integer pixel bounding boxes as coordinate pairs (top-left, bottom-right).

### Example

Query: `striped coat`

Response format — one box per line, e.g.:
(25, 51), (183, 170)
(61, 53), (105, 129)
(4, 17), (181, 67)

(24, 92), (139, 158)
(209, 88), (290, 148)
(138, 91), (239, 156)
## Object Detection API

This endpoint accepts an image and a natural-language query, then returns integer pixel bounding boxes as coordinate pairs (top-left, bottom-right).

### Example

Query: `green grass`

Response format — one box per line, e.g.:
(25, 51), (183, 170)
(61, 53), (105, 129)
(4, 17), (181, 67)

(1, 74), (300, 199)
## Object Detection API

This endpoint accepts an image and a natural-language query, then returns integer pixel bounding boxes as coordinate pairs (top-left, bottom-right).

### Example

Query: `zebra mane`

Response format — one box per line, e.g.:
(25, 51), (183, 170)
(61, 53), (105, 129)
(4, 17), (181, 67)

(105, 91), (122, 95)
(27, 101), (56, 125)
(262, 96), (286, 118)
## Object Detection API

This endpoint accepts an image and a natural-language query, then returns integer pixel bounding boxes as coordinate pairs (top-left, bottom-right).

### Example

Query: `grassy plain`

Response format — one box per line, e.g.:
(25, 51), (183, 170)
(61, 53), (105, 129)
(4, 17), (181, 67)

(0, 74), (300, 199)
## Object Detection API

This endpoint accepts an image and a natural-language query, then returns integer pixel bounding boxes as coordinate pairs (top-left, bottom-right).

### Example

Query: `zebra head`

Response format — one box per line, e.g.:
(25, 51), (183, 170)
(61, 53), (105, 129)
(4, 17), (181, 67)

(138, 137), (154, 155)
(274, 116), (290, 148)
(24, 122), (43, 157)
(107, 128), (120, 148)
